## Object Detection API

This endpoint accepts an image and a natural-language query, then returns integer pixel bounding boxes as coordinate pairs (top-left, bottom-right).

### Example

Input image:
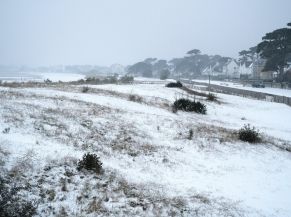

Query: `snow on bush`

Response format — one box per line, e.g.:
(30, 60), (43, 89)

(82, 86), (90, 93)
(77, 153), (103, 174)
(173, 98), (207, 114)
(128, 94), (143, 103)
(207, 93), (217, 101)
(166, 81), (183, 88)
(238, 124), (261, 143)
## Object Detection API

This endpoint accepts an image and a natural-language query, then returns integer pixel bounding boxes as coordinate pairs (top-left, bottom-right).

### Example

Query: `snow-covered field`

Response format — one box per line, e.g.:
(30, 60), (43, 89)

(1, 81), (291, 216)
(193, 79), (291, 97)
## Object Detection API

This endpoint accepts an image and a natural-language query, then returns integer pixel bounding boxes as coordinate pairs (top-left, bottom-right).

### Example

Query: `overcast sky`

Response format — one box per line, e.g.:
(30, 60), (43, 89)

(0, 0), (290, 66)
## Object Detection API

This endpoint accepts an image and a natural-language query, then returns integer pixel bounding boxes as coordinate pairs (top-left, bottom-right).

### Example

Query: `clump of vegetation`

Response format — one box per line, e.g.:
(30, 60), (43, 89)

(238, 124), (261, 143)
(0, 176), (37, 217)
(188, 129), (193, 140)
(128, 94), (143, 103)
(77, 153), (103, 174)
(81, 76), (117, 85)
(173, 98), (207, 114)
(2, 127), (10, 134)
(44, 79), (52, 84)
(166, 81), (182, 88)
(207, 93), (217, 101)
(82, 86), (89, 93)
(119, 76), (134, 84)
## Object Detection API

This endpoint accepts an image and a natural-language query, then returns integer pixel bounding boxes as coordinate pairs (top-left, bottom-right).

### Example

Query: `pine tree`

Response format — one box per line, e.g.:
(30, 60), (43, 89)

(257, 22), (291, 82)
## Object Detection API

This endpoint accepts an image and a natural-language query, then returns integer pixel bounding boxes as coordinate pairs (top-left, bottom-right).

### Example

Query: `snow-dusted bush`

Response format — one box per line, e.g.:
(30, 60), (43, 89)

(119, 75), (134, 84)
(188, 129), (193, 140)
(82, 86), (89, 93)
(207, 93), (217, 101)
(0, 176), (37, 217)
(2, 127), (10, 134)
(166, 81), (182, 88)
(238, 124), (261, 143)
(77, 153), (103, 174)
(128, 94), (142, 103)
(44, 79), (52, 84)
(173, 98), (206, 114)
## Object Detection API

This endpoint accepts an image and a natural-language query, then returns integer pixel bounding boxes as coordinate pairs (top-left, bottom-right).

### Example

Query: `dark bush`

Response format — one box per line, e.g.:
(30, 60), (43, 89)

(0, 176), (37, 217)
(85, 77), (101, 84)
(166, 81), (182, 88)
(77, 153), (103, 174)
(44, 79), (52, 84)
(238, 124), (261, 143)
(128, 94), (142, 102)
(77, 79), (85, 84)
(207, 93), (217, 101)
(119, 76), (134, 84)
(188, 129), (193, 140)
(82, 86), (89, 93)
(2, 127), (10, 134)
(104, 76), (118, 84)
(173, 98), (206, 114)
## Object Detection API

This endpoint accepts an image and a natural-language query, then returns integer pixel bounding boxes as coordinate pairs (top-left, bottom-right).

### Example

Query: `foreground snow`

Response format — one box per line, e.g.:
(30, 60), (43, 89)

(0, 82), (291, 216)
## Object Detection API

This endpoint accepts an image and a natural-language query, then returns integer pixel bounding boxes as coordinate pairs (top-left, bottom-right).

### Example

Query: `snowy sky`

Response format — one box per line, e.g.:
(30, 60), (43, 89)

(0, 0), (290, 66)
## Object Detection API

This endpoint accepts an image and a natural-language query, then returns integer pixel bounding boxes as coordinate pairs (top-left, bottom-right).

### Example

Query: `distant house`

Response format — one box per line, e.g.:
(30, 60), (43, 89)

(252, 58), (265, 79)
(202, 62), (224, 78)
(223, 59), (239, 79)
(239, 62), (253, 79)
(202, 58), (239, 79)
(239, 58), (275, 81)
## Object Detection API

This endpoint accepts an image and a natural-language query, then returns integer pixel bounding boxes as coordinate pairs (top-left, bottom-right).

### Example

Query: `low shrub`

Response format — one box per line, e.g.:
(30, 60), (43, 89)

(82, 86), (89, 93)
(166, 81), (182, 88)
(128, 94), (142, 102)
(173, 98), (206, 114)
(77, 153), (103, 174)
(188, 129), (193, 140)
(85, 77), (101, 84)
(2, 128), (10, 134)
(207, 93), (217, 101)
(238, 124), (261, 143)
(44, 79), (52, 84)
(119, 76), (134, 84)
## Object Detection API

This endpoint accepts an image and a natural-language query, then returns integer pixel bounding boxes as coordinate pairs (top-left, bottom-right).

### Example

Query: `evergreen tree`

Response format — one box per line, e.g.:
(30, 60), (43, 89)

(257, 22), (291, 81)
(187, 49), (201, 55)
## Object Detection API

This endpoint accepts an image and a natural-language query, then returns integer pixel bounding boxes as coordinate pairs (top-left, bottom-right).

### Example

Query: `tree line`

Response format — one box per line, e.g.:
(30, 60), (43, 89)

(128, 22), (291, 82)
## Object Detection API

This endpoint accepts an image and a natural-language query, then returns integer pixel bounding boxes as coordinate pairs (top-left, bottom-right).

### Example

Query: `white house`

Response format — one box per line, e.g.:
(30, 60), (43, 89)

(223, 59), (240, 79)
(202, 59), (239, 79)
(202, 63), (222, 77)
(239, 62), (253, 79)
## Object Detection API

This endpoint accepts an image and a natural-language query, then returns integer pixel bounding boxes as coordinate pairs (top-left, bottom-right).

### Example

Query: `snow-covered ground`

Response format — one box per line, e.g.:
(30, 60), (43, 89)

(193, 79), (291, 97)
(88, 83), (291, 141)
(1, 81), (291, 216)
(0, 72), (85, 82)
